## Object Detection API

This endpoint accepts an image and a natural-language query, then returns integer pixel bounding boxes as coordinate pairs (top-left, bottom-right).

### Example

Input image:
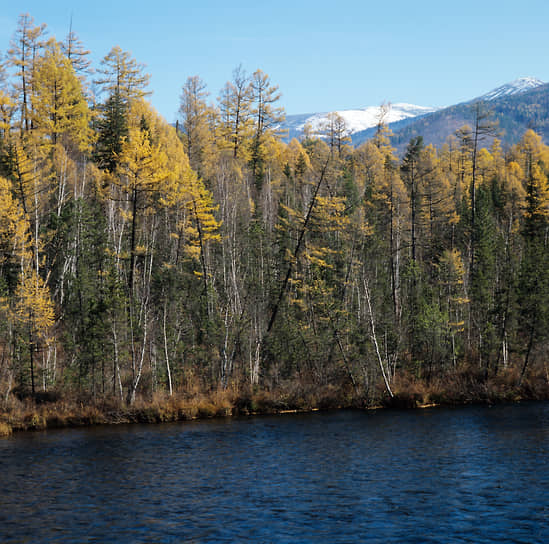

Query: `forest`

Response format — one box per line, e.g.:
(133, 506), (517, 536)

(0, 14), (548, 430)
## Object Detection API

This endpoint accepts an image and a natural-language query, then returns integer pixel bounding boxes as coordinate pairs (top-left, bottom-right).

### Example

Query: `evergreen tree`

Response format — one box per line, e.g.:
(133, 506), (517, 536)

(517, 133), (549, 383)
(94, 89), (128, 172)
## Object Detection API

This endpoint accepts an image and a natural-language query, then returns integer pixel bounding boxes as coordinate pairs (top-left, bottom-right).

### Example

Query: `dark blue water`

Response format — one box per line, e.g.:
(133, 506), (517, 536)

(1, 403), (549, 543)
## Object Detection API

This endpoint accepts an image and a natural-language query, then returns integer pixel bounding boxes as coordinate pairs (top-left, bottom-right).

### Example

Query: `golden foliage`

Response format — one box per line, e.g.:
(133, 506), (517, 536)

(32, 39), (92, 151)
(15, 266), (55, 344)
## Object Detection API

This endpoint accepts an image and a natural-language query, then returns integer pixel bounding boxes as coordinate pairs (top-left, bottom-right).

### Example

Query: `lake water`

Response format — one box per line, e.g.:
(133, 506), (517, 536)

(1, 403), (548, 543)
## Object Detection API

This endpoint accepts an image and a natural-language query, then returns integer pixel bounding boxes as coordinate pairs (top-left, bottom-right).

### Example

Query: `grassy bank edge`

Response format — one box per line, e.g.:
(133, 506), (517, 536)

(1, 368), (548, 437)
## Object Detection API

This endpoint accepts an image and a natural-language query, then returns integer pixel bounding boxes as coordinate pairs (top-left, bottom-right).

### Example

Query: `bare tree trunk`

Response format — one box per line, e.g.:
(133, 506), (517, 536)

(518, 323), (535, 387)
(112, 321), (124, 402)
(129, 306), (148, 404)
(364, 278), (393, 398)
(163, 301), (173, 396)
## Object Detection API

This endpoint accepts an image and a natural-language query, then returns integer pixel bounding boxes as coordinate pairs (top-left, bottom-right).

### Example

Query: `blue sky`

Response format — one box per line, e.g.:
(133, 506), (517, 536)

(1, 1), (549, 121)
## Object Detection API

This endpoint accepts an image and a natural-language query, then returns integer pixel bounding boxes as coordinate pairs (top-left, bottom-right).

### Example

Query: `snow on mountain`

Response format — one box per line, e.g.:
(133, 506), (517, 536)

(283, 103), (440, 139)
(282, 77), (546, 142)
(478, 77), (545, 101)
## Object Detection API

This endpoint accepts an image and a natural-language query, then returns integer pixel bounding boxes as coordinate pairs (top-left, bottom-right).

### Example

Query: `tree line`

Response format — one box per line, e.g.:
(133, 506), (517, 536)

(0, 14), (548, 406)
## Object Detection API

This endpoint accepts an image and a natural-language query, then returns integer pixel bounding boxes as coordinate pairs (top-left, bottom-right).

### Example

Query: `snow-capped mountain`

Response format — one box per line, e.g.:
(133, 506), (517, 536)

(282, 77), (547, 144)
(365, 76), (549, 152)
(477, 77), (545, 101)
(283, 103), (440, 140)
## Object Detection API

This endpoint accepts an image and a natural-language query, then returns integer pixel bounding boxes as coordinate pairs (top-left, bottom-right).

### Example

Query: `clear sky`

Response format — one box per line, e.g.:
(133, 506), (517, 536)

(1, 0), (549, 121)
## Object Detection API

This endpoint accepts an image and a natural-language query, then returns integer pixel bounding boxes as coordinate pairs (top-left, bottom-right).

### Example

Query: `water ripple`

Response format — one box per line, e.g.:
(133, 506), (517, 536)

(1, 403), (549, 543)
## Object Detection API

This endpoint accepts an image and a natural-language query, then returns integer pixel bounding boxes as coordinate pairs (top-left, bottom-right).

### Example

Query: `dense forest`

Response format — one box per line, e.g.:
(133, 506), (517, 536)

(0, 15), (548, 427)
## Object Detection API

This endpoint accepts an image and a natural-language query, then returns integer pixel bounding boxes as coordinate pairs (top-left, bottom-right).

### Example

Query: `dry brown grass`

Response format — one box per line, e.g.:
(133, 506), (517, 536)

(0, 421), (12, 436)
(1, 366), (547, 436)
(127, 388), (237, 423)
(384, 364), (549, 408)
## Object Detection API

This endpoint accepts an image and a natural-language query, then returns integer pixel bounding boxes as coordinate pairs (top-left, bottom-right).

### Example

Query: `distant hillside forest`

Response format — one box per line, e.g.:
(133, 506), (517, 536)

(1, 14), (548, 411)
(356, 82), (549, 152)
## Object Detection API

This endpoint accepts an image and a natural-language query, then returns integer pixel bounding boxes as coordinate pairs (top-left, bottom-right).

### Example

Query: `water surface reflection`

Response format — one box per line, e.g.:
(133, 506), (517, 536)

(1, 403), (548, 542)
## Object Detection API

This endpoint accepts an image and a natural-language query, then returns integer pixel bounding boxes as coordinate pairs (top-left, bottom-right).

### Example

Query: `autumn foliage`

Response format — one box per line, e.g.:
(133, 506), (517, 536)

(0, 14), (548, 422)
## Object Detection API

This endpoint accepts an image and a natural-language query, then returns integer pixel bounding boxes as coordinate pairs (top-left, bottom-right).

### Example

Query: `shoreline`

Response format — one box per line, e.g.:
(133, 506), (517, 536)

(1, 371), (548, 436)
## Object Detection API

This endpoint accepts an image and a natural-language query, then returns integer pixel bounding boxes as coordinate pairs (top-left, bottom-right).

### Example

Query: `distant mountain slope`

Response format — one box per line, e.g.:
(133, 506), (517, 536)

(352, 79), (549, 152)
(475, 77), (544, 101)
(283, 103), (439, 141)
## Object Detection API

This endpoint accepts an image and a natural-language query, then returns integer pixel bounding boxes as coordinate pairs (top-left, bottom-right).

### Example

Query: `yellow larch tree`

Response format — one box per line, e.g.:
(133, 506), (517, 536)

(160, 120), (221, 278)
(94, 45), (150, 103)
(116, 121), (169, 295)
(14, 265), (55, 396)
(31, 38), (92, 152)
(419, 144), (457, 261)
(0, 174), (54, 396)
(437, 248), (467, 367)
(7, 13), (48, 134)
(217, 65), (254, 160)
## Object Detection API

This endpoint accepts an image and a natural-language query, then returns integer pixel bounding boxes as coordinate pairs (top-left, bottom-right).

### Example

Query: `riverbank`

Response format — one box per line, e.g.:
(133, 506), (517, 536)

(1, 366), (548, 436)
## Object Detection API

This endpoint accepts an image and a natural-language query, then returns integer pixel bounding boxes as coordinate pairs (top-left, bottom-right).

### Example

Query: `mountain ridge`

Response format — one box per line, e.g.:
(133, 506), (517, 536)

(361, 79), (549, 152)
(281, 77), (547, 150)
(474, 77), (545, 102)
(283, 103), (440, 141)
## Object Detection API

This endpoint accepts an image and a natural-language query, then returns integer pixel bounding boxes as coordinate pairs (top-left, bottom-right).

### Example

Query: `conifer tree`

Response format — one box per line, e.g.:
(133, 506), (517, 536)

(250, 69), (285, 188)
(7, 13), (47, 134)
(94, 90), (128, 173)
(218, 65), (253, 159)
(468, 103), (498, 277)
(94, 46), (150, 105)
(517, 131), (549, 383)
(178, 75), (211, 176)
(62, 22), (92, 78)
(322, 112), (351, 158)
(402, 136), (425, 263)
(14, 264), (55, 395)
(31, 39), (91, 150)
